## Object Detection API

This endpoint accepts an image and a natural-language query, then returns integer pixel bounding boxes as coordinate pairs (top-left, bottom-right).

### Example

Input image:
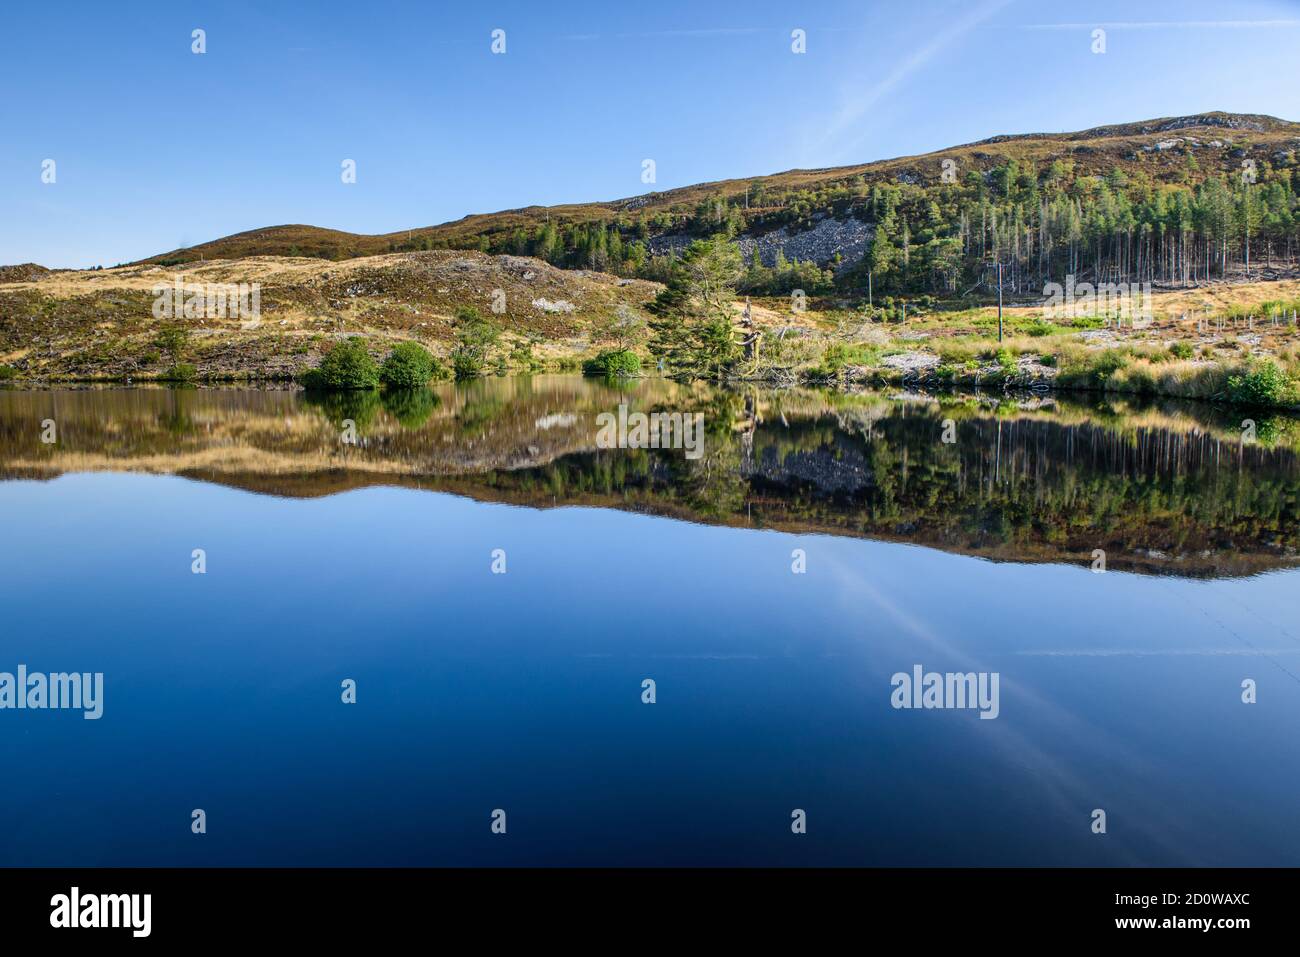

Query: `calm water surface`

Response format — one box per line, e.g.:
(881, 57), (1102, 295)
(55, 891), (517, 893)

(1, 377), (1298, 865)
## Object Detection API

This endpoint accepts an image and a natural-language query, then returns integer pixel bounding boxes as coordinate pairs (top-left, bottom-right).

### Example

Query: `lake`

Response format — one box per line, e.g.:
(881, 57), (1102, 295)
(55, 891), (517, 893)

(1, 376), (1298, 865)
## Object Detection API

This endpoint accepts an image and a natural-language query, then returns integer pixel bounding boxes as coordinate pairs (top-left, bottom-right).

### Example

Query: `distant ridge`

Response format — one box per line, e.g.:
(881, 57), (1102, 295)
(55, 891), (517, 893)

(138, 112), (1300, 267)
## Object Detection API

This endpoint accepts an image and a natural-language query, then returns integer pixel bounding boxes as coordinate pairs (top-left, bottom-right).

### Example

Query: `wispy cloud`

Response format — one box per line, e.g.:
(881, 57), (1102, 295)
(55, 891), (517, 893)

(612, 27), (767, 39)
(1023, 20), (1300, 30)
(814, 0), (1014, 162)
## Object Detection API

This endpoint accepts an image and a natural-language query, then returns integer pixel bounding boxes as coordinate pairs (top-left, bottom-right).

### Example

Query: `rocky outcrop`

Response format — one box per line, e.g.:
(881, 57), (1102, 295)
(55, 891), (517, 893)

(648, 214), (873, 274)
(0, 264), (54, 284)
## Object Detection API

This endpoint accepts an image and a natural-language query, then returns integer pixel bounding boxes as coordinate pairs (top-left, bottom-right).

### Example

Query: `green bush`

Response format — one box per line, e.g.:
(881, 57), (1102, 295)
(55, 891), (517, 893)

(1089, 350), (1129, 384)
(163, 362), (197, 382)
(153, 323), (191, 360)
(449, 307), (500, 379)
(812, 343), (852, 378)
(1226, 360), (1295, 408)
(509, 337), (546, 372)
(0, 364), (17, 381)
(302, 337), (378, 390)
(1169, 341), (1195, 360)
(379, 342), (445, 387)
(583, 349), (641, 377)
(452, 354), (481, 379)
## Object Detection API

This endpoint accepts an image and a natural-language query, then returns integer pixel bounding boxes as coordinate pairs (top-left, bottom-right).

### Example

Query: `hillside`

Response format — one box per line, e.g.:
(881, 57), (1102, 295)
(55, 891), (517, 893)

(0, 251), (666, 381)
(4, 112), (1300, 402)
(138, 112), (1300, 289)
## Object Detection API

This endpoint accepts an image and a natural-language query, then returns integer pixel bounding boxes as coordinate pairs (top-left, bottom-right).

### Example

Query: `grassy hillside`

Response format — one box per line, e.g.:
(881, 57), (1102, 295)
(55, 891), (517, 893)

(0, 251), (663, 381)
(137, 112), (1300, 286)
(4, 112), (1299, 406)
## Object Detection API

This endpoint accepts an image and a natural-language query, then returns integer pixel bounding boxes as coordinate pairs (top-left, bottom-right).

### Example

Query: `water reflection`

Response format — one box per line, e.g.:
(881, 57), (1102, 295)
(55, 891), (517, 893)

(1, 376), (1297, 578)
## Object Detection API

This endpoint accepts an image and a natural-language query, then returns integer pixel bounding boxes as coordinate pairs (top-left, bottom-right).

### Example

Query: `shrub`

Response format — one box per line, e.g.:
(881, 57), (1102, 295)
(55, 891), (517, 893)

(449, 307), (500, 379)
(1089, 350), (1129, 384)
(509, 337), (546, 372)
(163, 362), (197, 382)
(301, 337), (378, 390)
(976, 348), (1018, 379)
(812, 343), (852, 378)
(583, 349), (641, 377)
(1169, 341), (1195, 360)
(0, 364), (16, 381)
(153, 323), (190, 360)
(1226, 360), (1295, 408)
(379, 342), (445, 388)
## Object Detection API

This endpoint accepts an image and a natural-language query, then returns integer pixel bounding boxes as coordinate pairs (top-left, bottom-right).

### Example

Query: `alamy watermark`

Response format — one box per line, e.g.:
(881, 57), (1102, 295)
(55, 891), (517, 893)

(50, 887), (150, 937)
(596, 404), (705, 460)
(890, 664), (1000, 719)
(1042, 275), (1152, 324)
(0, 665), (103, 719)
(152, 277), (261, 320)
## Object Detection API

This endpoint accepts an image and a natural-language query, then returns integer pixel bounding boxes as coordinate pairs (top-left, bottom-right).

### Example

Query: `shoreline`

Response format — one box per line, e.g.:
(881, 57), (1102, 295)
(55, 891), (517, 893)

(5, 363), (1300, 418)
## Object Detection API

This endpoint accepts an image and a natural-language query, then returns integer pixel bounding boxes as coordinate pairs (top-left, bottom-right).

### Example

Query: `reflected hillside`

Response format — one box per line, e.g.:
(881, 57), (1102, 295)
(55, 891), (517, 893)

(2, 377), (1298, 578)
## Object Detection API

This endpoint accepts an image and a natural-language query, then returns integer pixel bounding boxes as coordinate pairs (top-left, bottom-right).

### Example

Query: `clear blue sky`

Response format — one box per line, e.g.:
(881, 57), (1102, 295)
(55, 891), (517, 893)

(3, 0), (1299, 268)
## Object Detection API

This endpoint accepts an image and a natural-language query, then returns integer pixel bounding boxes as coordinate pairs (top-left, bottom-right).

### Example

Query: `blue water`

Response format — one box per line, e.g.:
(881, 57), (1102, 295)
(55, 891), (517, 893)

(2, 384), (1299, 865)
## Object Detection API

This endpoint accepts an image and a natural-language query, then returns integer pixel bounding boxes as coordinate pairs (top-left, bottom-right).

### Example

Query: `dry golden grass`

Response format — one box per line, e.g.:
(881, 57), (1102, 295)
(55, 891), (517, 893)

(0, 250), (663, 380)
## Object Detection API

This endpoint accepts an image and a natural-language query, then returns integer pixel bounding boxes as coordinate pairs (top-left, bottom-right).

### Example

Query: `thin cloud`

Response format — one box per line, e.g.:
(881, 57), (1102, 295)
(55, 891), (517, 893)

(815, 0), (1014, 161)
(612, 27), (767, 39)
(1024, 20), (1300, 30)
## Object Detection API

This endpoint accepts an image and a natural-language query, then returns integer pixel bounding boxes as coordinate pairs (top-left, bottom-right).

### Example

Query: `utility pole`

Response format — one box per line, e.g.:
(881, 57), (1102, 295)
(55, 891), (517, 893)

(995, 261), (1004, 343)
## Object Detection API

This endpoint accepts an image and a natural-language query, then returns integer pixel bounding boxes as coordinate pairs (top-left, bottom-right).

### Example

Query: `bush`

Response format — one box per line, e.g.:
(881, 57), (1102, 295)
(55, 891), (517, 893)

(813, 343), (852, 378)
(981, 348), (1017, 377)
(301, 337), (379, 390)
(509, 337), (546, 372)
(583, 349), (641, 377)
(1169, 341), (1195, 360)
(0, 364), (16, 381)
(1089, 350), (1129, 384)
(153, 323), (190, 360)
(163, 363), (197, 382)
(379, 342), (446, 387)
(1226, 360), (1295, 408)
(452, 353), (483, 379)
(449, 307), (500, 379)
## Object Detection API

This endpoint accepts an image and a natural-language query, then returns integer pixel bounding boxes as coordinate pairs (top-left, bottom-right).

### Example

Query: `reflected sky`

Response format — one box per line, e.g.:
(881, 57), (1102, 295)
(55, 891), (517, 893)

(2, 454), (1298, 865)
